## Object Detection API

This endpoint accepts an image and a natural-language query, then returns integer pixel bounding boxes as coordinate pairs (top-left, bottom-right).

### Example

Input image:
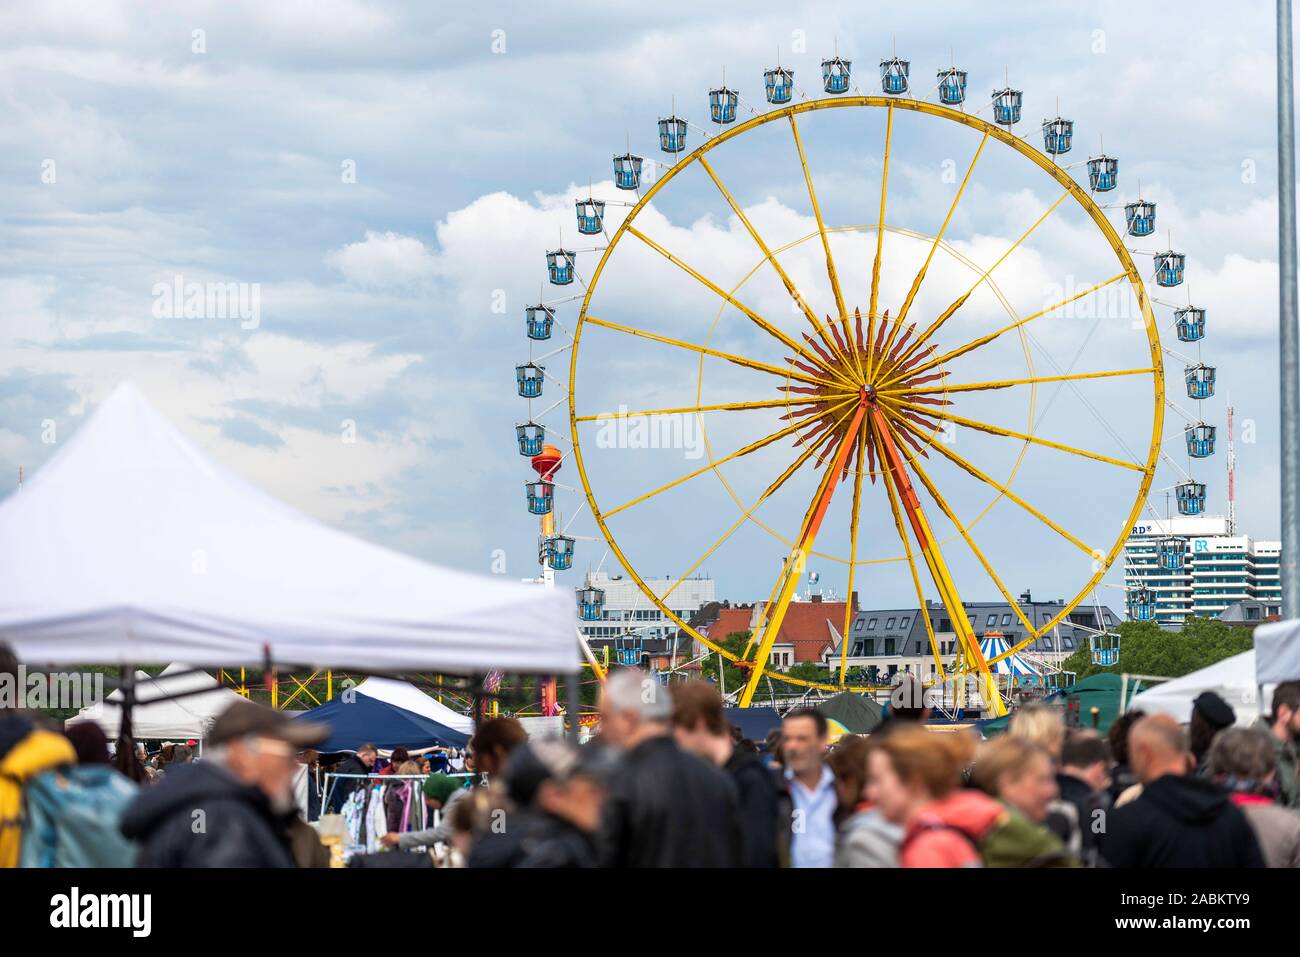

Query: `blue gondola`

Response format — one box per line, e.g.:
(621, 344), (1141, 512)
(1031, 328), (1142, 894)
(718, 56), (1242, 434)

(1042, 116), (1074, 155)
(1090, 631), (1122, 665)
(1126, 587), (1156, 623)
(525, 479), (554, 516)
(1175, 306), (1206, 343)
(615, 635), (643, 667)
(1176, 480), (1207, 516)
(992, 87), (1022, 126)
(1186, 422), (1216, 458)
(822, 56), (851, 94)
(1157, 536), (1187, 571)
(764, 66), (794, 104)
(516, 362), (544, 398)
(658, 115), (687, 153)
(575, 198), (605, 235)
(545, 534), (575, 571)
(1186, 363), (1216, 400)
(546, 249), (575, 285)
(880, 57), (909, 95)
(937, 67), (967, 105)
(613, 152), (643, 190)
(1154, 250), (1185, 287)
(526, 304), (554, 341)
(577, 583), (606, 622)
(1087, 154), (1118, 192)
(709, 86), (739, 124)
(516, 421), (545, 456)
(1125, 199), (1156, 237)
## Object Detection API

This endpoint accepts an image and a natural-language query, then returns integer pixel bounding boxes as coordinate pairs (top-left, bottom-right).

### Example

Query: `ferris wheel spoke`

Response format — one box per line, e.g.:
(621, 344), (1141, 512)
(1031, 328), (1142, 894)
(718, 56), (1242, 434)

(738, 395), (870, 707)
(865, 104), (894, 384)
(838, 419), (869, 686)
(623, 224), (852, 387)
(660, 401), (855, 607)
(887, 411), (1098, 559)
(695, 156), (850, 368)
(882, 366), (1156, 398)
(879, 272), (1127, 389)
(788, 113), (861, 378)
(882, 131), (990, 367)
(582, 314), (837, 389)
(885, 416), (1040, 639)
(881, 396), (1146, 472)
(874, 428), (949, 680)
(892, 188), (1072, 371)
(575, 397), (797, 424)
(602, 394), (858, 519)
(871, 405), (1001, 714)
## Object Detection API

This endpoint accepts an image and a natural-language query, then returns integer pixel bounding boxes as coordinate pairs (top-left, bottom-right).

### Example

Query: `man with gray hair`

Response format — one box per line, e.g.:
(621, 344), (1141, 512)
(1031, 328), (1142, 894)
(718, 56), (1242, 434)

(598, 669), (742, 867)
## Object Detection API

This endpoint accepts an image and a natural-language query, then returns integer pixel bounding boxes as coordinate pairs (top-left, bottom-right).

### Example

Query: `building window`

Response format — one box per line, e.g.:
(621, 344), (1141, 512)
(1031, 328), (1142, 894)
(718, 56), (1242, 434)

(900, 617), (911, 629)
(864, 639), (875, 656)
(1001, 614), (1012, 626)
(855, 616), (866, 629)
(886, 617), (896, 629)
(986, 614), (998, 627)
(914, 641), (922, 655)
(867, 618), (878, 629)
(884, 639), (896, 655)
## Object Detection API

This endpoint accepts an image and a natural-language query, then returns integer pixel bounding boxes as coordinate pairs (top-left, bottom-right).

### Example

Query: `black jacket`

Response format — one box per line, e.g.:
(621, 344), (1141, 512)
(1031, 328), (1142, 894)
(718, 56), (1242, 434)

(725, 748), (784, 868)
(1099, 774), (1266, 869)
(327, 754), (370, 812)
(599, 735), (742, 868)
(468, 809), (598, 869)
(120, 762), (297, 868)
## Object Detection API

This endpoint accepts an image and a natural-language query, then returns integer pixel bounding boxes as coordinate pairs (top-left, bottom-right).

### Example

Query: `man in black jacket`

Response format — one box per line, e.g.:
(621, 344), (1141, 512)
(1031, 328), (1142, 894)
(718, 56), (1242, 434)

(598, 669), (742, 867)
(326, 742), (377, 813)
(1099, 714), (1264, 868)
(121, 700), (328, 867)
(671, 679), (784, 867)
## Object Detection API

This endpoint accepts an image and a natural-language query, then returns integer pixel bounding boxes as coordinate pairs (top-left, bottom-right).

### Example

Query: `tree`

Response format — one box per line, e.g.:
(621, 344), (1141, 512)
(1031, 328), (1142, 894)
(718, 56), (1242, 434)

(1060, 617), (1253, 681)
(698, 631), (752, 695)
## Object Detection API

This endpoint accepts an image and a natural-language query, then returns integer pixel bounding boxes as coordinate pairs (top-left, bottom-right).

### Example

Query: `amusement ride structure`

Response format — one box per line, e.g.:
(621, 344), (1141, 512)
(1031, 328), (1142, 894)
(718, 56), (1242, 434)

(514, 46), (1216, 713)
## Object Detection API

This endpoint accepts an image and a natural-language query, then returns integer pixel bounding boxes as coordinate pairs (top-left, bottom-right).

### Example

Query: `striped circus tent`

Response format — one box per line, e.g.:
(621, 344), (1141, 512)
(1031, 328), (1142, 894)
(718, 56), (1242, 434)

(978, 633), (1040, 677)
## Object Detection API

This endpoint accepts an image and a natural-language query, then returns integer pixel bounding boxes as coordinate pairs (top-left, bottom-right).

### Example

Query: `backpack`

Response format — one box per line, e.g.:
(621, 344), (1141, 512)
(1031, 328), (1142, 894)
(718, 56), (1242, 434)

(912, 808), (1078, 868)
(20, 765), (138, 867)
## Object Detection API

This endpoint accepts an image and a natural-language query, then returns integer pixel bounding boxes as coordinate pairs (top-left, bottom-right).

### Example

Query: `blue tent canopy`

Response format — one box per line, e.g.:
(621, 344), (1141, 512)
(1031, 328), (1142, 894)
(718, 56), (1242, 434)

(296, 693), (469, 753)
(723, 707), (782, 746)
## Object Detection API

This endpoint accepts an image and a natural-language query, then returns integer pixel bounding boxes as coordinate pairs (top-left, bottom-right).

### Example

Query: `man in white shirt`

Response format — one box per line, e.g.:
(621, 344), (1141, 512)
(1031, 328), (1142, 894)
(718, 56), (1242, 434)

(782, 708), (835, 868)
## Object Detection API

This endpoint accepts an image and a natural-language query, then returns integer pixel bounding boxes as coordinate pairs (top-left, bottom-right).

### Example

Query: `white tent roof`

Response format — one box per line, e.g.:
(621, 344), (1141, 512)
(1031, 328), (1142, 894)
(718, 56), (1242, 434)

(66, 662), (248, 740)
(0, 382), (577, 674)
(1254, 619), (1300, 685)
(1126, 650), (1261, 725)
(353, 676), (475, 735)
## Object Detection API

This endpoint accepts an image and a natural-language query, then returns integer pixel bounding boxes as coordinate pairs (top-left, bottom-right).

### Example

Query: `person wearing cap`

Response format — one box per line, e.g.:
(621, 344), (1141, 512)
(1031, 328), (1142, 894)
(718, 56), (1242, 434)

(467, 739), (606, 868)
(120, 699), (329, 867)
(1189, 690), (1236, 774)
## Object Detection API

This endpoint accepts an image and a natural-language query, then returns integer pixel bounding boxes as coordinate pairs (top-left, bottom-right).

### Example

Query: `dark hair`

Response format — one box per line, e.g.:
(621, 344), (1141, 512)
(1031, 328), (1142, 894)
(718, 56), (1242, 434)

(783, 707), (828, 738)
(469, 717), (528, 761)
(670, 680), (728, 736)
(1107, 709), (1145, 767)
(1272, 681), (1300, 722)
(1061, 730), (1111, 770)
(390, 747), (410, 764)
(65, 722), (111, 765)
(1188, 709), (1219, 759)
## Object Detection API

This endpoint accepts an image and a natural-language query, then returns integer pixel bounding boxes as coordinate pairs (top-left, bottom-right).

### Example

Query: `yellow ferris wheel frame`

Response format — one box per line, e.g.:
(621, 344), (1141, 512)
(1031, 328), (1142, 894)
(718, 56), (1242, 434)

(566, 95), (1164, 711)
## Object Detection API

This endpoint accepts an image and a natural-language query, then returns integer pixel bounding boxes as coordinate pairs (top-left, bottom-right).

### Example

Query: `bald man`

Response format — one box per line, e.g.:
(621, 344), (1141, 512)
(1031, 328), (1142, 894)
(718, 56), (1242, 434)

(1098, 715), (1264, 868)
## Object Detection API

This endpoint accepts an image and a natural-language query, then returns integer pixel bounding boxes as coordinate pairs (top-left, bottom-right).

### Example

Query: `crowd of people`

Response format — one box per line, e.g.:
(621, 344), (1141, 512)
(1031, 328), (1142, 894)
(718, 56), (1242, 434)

(4, 636), (1300, 868)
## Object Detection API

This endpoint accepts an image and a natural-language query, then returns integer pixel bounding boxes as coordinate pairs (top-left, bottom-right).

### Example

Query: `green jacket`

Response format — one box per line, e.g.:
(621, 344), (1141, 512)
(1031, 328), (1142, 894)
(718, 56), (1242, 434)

(1252, 717), (1300, 810)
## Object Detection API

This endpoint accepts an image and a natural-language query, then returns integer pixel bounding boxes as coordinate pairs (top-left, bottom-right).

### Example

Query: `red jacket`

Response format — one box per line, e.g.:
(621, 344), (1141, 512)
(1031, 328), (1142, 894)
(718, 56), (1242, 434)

(899, 789), (1004, 868)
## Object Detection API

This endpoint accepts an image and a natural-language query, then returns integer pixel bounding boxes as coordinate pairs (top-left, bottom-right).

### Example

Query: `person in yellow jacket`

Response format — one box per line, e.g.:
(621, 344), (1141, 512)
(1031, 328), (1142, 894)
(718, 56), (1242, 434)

(0, 716), (76, 867)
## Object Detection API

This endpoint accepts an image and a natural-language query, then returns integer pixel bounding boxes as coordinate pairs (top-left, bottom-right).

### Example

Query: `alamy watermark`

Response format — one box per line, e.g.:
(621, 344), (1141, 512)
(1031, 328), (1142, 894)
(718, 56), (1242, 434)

(595, 405), (705, 460)
(0, 666), (105, 711)
(151, 274), (260, 329)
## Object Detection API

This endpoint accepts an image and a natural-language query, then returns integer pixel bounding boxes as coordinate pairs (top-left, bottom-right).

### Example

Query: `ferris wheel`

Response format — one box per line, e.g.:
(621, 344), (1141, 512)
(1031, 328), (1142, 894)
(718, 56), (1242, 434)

(515, 47), (1214, 713)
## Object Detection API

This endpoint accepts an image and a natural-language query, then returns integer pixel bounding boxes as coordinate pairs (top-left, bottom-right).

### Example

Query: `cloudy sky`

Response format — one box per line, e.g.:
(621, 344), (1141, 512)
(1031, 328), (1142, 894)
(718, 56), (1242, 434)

(0, 1), (1287, 616)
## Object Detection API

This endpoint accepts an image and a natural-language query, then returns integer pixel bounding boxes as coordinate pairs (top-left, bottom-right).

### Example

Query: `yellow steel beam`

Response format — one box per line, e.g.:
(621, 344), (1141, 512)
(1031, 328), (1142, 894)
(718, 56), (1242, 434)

(576, 397), (797, 423)
(604, 395), (856, 519)
(625, 224), (851, 386)
(882, 366), (1156, 396)
(839, 419), (868, 685)
(583, 314), (837, 389)
(866, 104), (894, 383)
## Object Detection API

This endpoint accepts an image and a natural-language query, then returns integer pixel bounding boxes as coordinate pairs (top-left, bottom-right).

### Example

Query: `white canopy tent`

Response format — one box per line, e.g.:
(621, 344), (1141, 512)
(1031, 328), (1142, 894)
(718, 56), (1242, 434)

(0, 382), (577, 674)
(66, 662), (247, 740)
(1126, 650), (1261, 725)
(351, 676), (475, 735)
(1253, 619), (1300, 685)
